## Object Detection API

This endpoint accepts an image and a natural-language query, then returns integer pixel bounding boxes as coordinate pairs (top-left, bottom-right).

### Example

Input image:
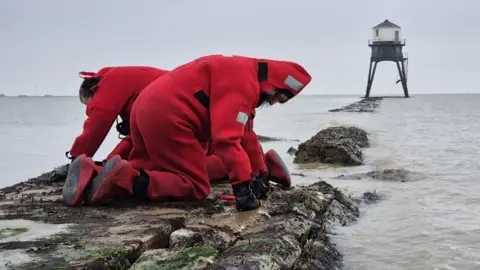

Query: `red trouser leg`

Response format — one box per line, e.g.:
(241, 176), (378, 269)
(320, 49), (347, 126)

(205, 155), (229, 182)
(128, 96), (210, 201)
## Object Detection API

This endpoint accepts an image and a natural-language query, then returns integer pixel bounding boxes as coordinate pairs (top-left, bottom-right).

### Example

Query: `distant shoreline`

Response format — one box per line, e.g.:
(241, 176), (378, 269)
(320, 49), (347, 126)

(0, 95), (77, 97)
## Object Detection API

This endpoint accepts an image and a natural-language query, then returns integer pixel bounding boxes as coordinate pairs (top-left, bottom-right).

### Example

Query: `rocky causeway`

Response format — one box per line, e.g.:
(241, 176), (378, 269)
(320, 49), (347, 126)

(328, 97), (383, 113)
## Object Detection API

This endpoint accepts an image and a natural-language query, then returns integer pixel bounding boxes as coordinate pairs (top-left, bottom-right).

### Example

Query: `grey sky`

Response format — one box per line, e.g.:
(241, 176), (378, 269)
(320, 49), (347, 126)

(1, 0), (478, 96)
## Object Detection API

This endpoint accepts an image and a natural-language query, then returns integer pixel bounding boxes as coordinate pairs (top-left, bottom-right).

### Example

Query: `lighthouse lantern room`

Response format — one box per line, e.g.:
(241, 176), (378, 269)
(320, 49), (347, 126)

(371, 19), (403, 43)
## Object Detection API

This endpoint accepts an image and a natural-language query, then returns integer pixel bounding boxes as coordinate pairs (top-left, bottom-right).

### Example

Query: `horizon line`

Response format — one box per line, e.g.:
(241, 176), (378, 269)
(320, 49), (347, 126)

(1, 93), (480, 97)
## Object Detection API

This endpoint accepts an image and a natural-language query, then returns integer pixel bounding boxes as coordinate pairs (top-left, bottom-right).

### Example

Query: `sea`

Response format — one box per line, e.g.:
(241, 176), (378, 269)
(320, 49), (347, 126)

(0, 94), (479, 270)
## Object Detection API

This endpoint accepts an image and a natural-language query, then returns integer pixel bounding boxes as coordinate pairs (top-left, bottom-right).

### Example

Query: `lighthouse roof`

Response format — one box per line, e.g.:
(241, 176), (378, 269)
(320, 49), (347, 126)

(373, 19), (400, 29)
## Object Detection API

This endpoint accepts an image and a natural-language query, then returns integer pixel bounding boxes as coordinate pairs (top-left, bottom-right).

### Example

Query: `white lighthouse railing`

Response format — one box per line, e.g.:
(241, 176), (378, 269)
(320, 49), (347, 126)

(368, 38), (406, 45)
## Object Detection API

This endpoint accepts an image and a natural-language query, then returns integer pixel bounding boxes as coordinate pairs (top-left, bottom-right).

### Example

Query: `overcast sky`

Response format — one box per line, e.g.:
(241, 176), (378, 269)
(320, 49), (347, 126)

(1, 0), (478, 96)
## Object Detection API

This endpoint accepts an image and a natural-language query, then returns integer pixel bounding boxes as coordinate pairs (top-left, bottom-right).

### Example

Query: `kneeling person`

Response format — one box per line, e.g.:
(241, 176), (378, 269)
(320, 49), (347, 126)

(63, 54), (312, 211)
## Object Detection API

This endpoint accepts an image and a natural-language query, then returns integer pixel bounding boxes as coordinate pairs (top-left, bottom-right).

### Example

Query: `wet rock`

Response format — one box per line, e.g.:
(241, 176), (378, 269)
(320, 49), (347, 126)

(329, 97), (383, 113)
(287, 146), (297, 155)
(205, 181), (359, 269)
(208, 233), (302, 269)
(293, 126), (370, 165)
(361, 190), (383, 204)
(293, 224), (343, 269)
(0, 172), (359, 269)
(337, 168), (414, 182)
(169, 225), (233, 251)
(257, 135), (282, 142)
(130, 246), (218, 269)
(257, 135), (300, 142)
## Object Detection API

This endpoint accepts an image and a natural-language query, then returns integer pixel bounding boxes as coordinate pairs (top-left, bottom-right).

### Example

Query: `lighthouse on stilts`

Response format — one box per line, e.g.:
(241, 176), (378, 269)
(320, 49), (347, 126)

(365, 19), (409, 98)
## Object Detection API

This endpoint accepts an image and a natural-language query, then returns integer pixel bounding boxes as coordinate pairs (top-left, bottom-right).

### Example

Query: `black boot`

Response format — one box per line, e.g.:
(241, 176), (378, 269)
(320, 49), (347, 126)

(232, 181), (261, 211)
(251, 172), (269, 199)
(132, 169), (150, 201)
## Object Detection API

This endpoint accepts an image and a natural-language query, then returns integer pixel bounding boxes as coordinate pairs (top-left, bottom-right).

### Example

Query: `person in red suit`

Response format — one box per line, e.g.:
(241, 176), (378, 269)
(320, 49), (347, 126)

(51, 67), (291, 193)
(51, 67), (291, 192)
(50, 66), (168, 202)
(63, 55), (311, 212)
(68, 66), (169, 161)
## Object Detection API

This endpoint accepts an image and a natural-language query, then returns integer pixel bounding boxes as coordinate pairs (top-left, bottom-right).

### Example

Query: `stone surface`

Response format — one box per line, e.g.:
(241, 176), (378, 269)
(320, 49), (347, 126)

(336, 168), (418, 182)
(169, 225), (233, 251)
(0, 171), (359, 269)
(257, 134), (300, 142)
(130, 246), (218, 270)
(328, 97), (383, 113)
(293, 126), (370, 165)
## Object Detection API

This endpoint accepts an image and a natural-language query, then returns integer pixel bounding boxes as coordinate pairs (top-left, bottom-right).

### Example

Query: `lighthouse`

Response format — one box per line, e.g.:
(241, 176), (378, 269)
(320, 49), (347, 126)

(365, 19), (409, 98)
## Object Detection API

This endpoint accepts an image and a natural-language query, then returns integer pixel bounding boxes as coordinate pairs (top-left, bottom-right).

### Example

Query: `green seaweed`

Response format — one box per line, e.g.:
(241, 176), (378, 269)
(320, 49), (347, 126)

(230, 238), (278, 252)
(85, 247), (127, 259)
(0, 227), (28, 239)
(85, 247), (131, 270)
(133, 246), (217, 270)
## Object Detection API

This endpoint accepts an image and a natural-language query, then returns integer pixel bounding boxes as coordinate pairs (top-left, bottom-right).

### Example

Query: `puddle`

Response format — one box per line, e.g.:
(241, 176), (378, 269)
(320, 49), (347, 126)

(0, 219), (73, 243)
(0, 219), (74, 268)
(0, 249), (34, 268)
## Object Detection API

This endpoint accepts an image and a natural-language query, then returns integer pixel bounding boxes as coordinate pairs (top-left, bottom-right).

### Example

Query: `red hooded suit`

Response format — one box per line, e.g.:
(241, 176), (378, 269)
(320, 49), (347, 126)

(68, 66), (168, 160)
(205, 109), (267, 181)
(69, 66), (279, 185)
(62, 55), (311, 207)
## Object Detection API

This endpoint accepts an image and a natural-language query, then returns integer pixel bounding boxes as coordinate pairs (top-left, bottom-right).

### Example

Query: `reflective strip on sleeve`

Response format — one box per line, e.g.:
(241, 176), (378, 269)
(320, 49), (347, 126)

(284, 75), (304, 92)
(236, 112), (249, 125)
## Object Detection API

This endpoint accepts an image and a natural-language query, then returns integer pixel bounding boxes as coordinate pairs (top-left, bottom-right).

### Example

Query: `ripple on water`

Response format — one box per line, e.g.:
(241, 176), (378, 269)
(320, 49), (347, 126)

(319, 95), (480, 270)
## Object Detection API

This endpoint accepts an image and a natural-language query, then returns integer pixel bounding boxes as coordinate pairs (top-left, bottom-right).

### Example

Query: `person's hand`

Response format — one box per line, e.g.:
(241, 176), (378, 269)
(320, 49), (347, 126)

(48, 163), (69, 183)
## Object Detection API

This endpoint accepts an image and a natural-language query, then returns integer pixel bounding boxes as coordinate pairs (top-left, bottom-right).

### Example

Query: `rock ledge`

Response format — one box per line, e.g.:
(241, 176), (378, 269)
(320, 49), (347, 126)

(0, 171), (359, 270)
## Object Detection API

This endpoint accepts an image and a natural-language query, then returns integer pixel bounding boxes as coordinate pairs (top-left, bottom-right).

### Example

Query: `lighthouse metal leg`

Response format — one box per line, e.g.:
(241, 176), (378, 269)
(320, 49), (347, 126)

(365, 61), (378, 98)
(396, 61), (409, 97)
(400, 60), (409, 97)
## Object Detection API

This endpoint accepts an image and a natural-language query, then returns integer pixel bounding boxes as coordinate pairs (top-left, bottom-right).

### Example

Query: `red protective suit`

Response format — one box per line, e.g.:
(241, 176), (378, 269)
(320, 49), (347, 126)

(205, 109), (266, 180)
(106, 136), (133, 160)
(206, 148), (292, 187)
(83, 55), (312, 204)
(241, 110), (268, 176)
(68, 66), (168, 159)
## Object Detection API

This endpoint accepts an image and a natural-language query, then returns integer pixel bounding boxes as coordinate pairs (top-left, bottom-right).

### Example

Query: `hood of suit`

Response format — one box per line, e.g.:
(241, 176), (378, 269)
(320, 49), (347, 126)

(256, 59), (312, 100)
(78, 67), (114, 93)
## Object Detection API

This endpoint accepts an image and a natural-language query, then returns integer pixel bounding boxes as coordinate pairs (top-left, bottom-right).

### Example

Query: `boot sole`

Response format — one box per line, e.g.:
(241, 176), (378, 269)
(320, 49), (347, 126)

(84, 156), (121, 205)
(62, 155), (93, 206)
